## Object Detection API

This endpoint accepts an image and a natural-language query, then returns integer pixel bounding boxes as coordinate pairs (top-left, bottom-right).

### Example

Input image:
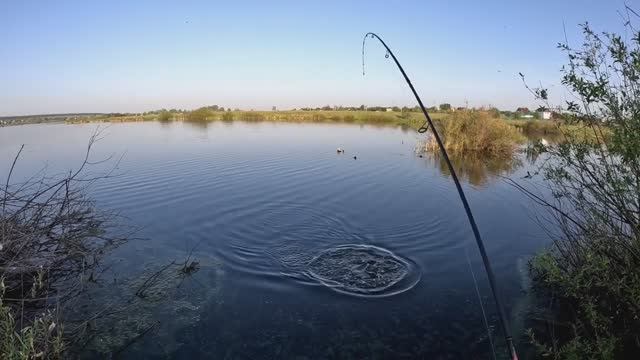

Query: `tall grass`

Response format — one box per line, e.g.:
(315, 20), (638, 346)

(512, 119), (610, 144)
(0, 293), (64, 359)
(426, 111), (524, 156)
(185, 108), (210, 122)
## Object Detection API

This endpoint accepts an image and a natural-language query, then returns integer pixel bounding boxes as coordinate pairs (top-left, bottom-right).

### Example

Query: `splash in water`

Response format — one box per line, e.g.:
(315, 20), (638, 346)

(306, 244), (420, 297)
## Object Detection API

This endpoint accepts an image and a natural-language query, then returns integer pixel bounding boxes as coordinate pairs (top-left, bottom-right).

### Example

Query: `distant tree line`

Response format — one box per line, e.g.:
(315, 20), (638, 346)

(142, 104), (561, 120)
(298, 105), (432, 112)
(143, 105), (230, 116)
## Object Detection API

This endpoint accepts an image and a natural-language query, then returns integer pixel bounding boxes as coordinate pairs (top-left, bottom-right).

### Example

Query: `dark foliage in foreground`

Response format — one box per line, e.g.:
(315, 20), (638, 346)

(1, 131), (128, 358)
(516, 14), (640, 359)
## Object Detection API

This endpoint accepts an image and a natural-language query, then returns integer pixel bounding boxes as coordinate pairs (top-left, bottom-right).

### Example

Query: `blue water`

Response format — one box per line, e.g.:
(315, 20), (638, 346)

(0, 121), (550, 359)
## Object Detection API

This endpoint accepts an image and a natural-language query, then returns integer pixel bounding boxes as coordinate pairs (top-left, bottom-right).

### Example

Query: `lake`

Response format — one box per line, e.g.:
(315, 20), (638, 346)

(0, 121), (551, 359)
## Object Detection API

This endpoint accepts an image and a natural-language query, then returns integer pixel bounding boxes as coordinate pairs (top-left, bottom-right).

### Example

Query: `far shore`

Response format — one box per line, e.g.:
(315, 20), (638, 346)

(2, 109), (579, 144)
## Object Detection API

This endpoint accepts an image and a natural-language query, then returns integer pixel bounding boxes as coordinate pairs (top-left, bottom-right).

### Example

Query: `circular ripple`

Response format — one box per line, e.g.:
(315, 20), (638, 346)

(306, 244), (421, 297)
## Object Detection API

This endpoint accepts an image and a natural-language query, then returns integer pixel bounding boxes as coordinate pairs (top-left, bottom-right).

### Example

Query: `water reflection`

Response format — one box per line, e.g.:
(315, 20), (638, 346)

(425, 151), (522, 187)
(183, 120), (210, 130)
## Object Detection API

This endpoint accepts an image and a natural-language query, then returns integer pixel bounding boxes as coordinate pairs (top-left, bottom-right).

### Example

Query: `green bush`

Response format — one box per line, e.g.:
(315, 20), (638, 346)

(529, 240), (640, 359)
(522, 17), (640, 359)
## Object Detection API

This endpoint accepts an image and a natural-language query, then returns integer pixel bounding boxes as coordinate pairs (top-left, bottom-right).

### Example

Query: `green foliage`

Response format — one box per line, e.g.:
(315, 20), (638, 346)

(439, 103), (452, 111)
(1, 281), (64, 359)
(529, 241), (640, 359)
(525, 17), (640, 359)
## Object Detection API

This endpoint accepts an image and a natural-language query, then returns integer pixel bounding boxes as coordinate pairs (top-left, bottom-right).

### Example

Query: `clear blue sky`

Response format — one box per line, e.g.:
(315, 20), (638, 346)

(0, 0), (630, 116)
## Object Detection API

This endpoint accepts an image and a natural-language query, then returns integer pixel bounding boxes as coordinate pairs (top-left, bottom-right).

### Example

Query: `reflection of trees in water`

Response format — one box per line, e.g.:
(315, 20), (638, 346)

(523, 136), (560, 164)
(426, 151), (522, 187)
(184, 120), (210, 130)
(525, 132), (563, 144)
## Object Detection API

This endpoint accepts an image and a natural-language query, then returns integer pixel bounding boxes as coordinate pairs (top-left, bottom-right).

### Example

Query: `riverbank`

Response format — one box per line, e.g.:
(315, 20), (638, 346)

(0, 113), (103, 127)
(65, 110), (443, 130)
(3, 109), (598, 155)
(3, 109), (584, 138)
(65, 110), (590, 139)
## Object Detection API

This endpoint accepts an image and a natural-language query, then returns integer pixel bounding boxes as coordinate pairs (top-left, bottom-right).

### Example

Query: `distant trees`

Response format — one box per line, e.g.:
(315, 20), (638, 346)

(364, 106), (385, 111)
(297, 105), (417, 112)
(439, 103), (452, 111)
(144, 103), (472, 115)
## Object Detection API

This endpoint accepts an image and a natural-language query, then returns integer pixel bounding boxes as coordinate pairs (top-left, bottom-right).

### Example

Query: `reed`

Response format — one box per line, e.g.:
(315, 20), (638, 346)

(426, 111), (524, 156)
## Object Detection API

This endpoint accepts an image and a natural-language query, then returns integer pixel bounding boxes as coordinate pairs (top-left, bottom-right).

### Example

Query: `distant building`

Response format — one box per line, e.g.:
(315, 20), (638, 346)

(386, 108), (393, 112)
(541, 111), (552, 120)
(516, 107), (530, 113)
(521, 114), (534, 119)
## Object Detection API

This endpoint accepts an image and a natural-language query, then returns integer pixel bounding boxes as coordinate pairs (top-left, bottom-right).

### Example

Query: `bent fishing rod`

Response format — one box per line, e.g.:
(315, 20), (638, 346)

(362, 32), (518, 360)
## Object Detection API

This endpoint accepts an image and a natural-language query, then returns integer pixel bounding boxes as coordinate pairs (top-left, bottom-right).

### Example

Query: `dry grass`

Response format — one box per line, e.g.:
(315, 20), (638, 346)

(426, 111), (524, 156)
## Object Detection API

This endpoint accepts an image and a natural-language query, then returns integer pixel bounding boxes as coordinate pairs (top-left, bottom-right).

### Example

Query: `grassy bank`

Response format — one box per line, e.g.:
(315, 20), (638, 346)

(64, 108), (606, 147)
(510, 119), (608, 143)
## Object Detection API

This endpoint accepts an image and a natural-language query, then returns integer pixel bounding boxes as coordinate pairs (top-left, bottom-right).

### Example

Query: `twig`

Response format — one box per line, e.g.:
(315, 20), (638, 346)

(2, 144), (24, 241)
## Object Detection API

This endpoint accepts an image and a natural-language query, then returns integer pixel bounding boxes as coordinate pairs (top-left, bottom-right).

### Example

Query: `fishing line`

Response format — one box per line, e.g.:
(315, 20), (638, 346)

(465, 244), (498, 360)
(362, 32), (518, 360)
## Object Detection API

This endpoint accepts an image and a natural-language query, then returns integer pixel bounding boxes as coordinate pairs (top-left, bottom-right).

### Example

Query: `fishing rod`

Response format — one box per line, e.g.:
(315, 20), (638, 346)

(362, 32), (518, 360)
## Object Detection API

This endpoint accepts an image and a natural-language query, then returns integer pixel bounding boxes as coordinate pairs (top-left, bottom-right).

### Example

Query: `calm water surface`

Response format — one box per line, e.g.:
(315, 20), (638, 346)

(0, 121), (550, 359)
